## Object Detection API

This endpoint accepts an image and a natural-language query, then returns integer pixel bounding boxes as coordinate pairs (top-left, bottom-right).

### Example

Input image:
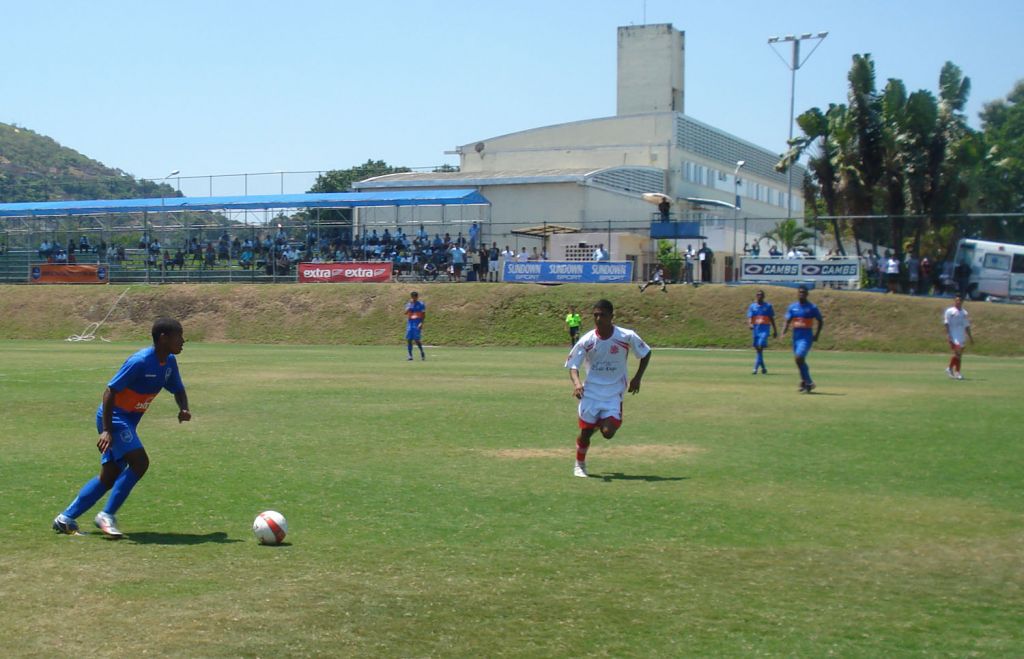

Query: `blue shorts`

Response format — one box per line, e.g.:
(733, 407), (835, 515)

(95, 414), (143, 465)
(752, 331), (770, 349)
(793, 338), (813, 359)
(405, 325), (422, 341)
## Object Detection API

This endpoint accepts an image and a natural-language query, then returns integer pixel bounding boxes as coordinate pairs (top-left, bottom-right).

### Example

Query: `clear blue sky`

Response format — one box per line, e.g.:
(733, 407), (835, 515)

(3, 0), (1021, 196)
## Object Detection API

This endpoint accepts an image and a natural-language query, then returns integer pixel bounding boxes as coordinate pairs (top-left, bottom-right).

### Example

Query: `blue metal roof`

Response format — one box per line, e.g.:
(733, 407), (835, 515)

(0, 189), (489, 218)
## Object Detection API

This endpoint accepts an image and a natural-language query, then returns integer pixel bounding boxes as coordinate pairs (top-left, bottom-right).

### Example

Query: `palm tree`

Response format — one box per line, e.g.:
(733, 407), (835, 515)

(762, 218), (815, 253)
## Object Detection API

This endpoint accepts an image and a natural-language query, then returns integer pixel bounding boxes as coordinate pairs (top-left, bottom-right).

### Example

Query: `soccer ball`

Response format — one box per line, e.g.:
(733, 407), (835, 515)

(253, 510), (288, 545)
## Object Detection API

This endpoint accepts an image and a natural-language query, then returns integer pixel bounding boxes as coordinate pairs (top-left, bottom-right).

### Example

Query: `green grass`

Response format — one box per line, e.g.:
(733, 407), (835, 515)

(1, 340), (1022, 656)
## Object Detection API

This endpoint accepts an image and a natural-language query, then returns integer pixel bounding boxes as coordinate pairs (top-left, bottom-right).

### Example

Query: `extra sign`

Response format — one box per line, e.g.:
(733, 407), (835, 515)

(740, 258), (860, 283)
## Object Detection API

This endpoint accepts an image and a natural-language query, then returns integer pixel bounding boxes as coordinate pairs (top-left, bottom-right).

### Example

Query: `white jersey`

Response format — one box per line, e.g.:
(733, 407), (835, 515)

(944, 306), (971, 344)
(565, 326), (651, 402)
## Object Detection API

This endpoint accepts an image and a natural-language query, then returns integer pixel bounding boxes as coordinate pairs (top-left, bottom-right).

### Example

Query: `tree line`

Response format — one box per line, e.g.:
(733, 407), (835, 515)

(778, 54), (1024, 258)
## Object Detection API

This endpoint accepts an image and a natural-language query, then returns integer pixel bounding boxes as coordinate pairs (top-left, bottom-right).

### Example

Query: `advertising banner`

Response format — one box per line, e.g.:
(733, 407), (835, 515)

(29, 264), (108, 284)
(503, 261), (633, 284)
(740, 258), (860, 283)
(297, 262), (393, 283)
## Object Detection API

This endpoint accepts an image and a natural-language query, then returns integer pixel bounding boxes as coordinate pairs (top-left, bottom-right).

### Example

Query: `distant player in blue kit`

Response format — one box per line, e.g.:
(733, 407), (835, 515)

(782, 285), (824, 392)
(405, 291), (426, 360)
(53, 317), (191, 537)
(746, 289), (778, 374)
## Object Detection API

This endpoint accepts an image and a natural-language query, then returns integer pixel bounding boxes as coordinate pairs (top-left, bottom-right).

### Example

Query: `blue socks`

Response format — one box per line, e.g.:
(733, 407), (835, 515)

(754, 352), (765, 371)
(798, 361), (812, 383)
(63, 476), (110, 519)
(104, 468), (141, 515)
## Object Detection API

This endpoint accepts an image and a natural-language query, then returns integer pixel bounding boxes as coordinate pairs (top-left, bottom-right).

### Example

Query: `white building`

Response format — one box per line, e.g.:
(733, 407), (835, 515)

(354, 24), (805, 281)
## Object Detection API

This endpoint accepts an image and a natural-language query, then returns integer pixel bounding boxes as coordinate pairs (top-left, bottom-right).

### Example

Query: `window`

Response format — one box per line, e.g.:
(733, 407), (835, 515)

(983, 253), (1011, 271)
(1012, 254), (1024, 274)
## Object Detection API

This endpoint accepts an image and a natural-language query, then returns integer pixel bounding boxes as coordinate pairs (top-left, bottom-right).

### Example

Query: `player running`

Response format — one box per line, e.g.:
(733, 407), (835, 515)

(638, 264), (668, 293)
(746, 289), (778, 374)
(781, 285), (824, 393)
(565, 299), (651, 478)
(944, 295), (973, 380)
(404, 291), (426, 361)
(53, 317), (191, 538)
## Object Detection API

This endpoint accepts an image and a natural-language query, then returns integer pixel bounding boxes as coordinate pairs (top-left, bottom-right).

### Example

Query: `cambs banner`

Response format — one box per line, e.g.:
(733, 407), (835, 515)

(740, 257), (860, 282)
(503, 261), (633, 284)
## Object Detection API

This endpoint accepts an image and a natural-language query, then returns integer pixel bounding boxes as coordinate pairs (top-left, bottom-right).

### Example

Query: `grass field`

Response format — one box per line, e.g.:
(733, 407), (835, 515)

(2, 339), (1022, 656)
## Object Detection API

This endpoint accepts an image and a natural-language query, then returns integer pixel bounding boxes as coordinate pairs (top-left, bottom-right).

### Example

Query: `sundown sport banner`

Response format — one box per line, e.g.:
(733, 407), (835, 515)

(502, 261), (633, 284)
(30, 264), (108, 284)
(740, 257), (860, 283)
(297, 262), (393, 283)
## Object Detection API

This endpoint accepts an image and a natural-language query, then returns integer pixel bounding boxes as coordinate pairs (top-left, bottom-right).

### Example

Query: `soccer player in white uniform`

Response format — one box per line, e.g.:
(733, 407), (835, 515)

(943, 295), (973, 380)
(565, 299), (651, 478)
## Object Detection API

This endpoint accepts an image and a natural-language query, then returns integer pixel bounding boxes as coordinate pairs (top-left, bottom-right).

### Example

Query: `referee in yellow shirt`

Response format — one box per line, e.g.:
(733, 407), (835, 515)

(565, 305), (582, 347)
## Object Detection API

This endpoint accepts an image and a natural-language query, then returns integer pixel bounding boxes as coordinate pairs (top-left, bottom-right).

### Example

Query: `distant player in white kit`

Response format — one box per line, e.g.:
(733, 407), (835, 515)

(565, 299), (651, 478)
(944, 295), (973, 380)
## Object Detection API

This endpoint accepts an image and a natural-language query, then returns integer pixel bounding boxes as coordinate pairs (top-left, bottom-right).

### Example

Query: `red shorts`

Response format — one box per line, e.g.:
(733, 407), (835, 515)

(948, 339), (964, 351)
(578, 415), (623, 430)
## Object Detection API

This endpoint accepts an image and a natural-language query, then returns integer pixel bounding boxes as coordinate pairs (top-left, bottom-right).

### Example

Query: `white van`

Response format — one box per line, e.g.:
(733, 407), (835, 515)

(953, 238), (1024, 300)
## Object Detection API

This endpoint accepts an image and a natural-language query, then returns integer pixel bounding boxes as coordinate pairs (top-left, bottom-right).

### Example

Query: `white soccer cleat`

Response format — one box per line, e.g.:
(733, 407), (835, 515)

(945, 367), (955, 378)
(955, 372), (964, 380)
(94, 512), (124, 538)
(573, 462), (589, 478)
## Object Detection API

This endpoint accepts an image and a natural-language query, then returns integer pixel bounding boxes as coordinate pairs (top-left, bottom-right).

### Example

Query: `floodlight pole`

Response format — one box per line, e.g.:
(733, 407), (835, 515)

(153, 170), (179, 284)
(768, 32), (827, 220)
(731, 160), (745, 281)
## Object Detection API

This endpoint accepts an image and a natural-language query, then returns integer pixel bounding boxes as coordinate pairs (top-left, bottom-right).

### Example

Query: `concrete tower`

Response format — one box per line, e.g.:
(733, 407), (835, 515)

(616, 24), (685, 115)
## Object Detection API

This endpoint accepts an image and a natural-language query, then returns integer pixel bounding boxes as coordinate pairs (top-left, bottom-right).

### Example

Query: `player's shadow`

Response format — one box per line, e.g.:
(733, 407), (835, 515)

(125, 531), (242, 545)
(598, 472), (688, 483)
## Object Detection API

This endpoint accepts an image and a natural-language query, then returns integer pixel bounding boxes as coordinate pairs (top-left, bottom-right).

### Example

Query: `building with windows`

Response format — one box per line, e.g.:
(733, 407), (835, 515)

(354, 23), (805, 279)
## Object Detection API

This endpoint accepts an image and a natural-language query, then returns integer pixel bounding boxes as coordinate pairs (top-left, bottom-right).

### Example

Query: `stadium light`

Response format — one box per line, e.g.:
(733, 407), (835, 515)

(768, 31), (828, 219)
(732, 160), (746, 281)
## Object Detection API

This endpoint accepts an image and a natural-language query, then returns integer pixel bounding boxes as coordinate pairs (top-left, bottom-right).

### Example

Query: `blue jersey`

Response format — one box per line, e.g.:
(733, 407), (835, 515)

(98, 346), (185, 427)
(405, 300), (425, 328)
(785, 301), (822, 342)
(747, 301), (775, 338)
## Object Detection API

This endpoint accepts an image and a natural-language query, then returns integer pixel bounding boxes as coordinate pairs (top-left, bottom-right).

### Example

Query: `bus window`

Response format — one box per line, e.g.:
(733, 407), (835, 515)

(983, 253), (1011, 271)
(1013, 254), (1024, 274)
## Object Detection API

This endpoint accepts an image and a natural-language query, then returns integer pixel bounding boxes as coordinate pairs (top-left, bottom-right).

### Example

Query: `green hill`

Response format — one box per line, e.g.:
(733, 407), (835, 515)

(1, 283), (1021, 355)
(0, 122), (176, 202)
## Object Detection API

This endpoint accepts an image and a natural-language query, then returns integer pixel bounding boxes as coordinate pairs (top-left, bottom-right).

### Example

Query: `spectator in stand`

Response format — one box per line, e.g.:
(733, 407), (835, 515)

(658, 198), (671, 221)
(204, 243), (216, 269)
(698, 242), (714, 283)
(468, 222), (480, 250)
(884, 251), (900, 294)
(422, 260), (438, 280)
(749, 241), (761, 257)
(173, 249), (185, 270)
(501, 245), (515, 261)
(529, 247), (543, 261)
(593, 244), (608, 261)
(465, 246), (479, 281)
(79, 235), (91, 252)
(239, 246), (254, 270)
(905, 251), (920, 294)
(488, 242), (501, 282)
(162, 250), (172, 272)
(67, 238), (77, 256)
(477, 246), (489, 282)
(919, 255), (933, 295)
(448, 242), (466, 282)
(517, 246), (529, 262)
(768, 243), (782, 257)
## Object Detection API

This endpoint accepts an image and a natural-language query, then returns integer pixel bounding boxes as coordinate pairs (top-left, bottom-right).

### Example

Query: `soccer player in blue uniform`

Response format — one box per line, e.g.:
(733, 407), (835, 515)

(746, 289), (778, 374)
(781, 285), (824, 392)
(53, 317), (191, 537)
(405, 291), (426, 360)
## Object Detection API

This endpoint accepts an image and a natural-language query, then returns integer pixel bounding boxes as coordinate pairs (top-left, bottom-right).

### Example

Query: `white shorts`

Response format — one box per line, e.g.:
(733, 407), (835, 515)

(577, 396), (622, 426)
(488, 261), (499, 273)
